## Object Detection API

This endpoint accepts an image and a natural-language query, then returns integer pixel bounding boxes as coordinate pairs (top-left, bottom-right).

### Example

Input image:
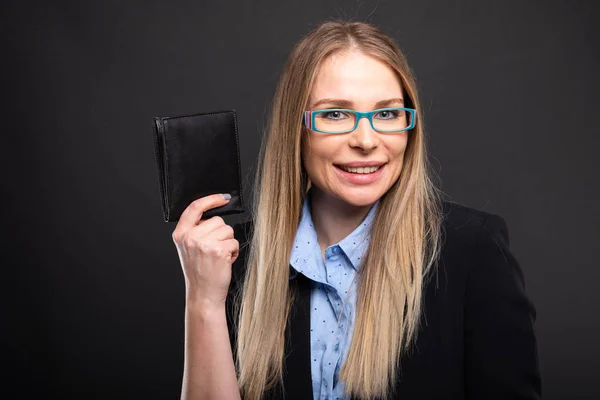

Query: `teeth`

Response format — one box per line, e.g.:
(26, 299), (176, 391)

(339, 165), (381, 174)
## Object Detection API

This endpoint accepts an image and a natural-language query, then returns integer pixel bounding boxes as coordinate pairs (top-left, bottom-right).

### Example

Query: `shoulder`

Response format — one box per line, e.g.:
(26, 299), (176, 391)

(432, 200), (527, 306)
(441, 200), (509, 243)
(439, 200), (534, 323)
(232, 201), (512, 268)
(439, 200), (512, 268)
(231, 201), (514, 282)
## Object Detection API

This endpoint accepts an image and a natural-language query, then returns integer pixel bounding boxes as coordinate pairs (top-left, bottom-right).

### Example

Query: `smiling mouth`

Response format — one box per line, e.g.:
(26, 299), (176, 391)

(335, 165), (383, 174)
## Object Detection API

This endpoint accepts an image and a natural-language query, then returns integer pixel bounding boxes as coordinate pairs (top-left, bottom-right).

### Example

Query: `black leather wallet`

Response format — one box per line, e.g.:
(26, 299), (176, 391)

(152, 110), (244, 222)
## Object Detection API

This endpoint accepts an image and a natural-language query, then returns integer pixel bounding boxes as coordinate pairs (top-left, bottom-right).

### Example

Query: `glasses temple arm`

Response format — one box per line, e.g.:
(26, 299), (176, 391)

(303, 111), (312, 130)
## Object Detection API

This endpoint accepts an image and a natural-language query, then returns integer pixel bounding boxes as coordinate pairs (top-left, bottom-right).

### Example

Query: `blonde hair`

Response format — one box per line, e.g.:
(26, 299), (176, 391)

(235, 20), (444, 399)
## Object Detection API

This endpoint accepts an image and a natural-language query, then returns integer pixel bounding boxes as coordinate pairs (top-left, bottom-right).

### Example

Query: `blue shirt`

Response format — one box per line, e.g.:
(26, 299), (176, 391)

(289, 192), (379, 400)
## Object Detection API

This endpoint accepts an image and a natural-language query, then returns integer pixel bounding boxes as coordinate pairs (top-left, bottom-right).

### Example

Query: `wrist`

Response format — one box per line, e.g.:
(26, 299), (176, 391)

(185, 301), (228, 327)
(185, 291), (226, 315)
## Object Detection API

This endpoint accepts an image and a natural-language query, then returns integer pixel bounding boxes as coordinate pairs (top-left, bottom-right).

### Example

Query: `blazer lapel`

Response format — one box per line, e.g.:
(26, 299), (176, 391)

(281, 272), (362, 400)
(281, 269), (313, 399)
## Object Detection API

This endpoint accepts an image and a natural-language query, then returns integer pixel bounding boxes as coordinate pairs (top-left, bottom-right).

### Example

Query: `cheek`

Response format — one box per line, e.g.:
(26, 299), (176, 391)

(386, 135), (409, 174)
(386, 134), (409, 159)
(302, 135), (341, 174)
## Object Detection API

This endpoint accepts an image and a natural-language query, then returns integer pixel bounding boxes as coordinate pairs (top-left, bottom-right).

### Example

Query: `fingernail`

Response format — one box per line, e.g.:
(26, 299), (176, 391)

(221, 193), (231, 200)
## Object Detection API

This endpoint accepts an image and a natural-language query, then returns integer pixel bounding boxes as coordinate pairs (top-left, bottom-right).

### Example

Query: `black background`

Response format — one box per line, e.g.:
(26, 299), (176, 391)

(3, 0), (599, 398)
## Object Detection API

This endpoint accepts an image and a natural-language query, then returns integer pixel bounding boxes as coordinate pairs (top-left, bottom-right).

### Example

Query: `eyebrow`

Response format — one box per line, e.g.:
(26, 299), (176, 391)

(311, 97), (405, 109)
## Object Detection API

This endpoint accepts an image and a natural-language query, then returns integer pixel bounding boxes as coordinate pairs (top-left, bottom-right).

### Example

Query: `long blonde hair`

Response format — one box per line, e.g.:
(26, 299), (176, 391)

(235, 20), (444, 399)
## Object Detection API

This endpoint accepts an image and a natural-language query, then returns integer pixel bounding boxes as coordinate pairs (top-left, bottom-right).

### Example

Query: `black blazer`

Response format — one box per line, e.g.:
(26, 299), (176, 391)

(226, 201), (541, 399)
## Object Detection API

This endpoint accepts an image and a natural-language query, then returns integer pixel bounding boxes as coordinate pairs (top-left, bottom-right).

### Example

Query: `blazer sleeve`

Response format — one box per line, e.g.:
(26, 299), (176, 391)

(464, 214), (542, 399)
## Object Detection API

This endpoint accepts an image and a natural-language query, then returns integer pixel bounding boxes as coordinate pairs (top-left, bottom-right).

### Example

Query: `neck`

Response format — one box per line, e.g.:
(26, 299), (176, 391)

(309, 187), (374, 257)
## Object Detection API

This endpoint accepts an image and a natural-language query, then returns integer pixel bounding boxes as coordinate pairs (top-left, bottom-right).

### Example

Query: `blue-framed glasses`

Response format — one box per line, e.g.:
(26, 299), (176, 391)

(303, 107), (417, 134)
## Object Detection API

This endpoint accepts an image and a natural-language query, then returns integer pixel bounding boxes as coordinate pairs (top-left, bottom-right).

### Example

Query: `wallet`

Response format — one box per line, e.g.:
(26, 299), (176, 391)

(152, 110), (244, 222)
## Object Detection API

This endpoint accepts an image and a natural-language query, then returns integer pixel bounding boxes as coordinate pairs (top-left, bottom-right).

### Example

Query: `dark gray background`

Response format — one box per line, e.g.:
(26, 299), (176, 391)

(3, 0), (599, 398)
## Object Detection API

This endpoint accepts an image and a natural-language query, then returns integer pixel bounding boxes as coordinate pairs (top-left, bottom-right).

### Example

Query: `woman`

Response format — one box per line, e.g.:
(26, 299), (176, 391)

(172, 21), (541, 400)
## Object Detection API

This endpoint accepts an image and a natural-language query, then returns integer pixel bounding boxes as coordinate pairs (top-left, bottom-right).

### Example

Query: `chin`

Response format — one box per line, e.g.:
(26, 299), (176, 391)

(336, 189), (385, 208)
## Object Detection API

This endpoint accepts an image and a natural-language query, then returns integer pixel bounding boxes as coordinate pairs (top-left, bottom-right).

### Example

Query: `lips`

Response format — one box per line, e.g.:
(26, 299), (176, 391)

(337, 165), (381, 174)
(334, 162), (386, 184)
(334, 161), (386, 174)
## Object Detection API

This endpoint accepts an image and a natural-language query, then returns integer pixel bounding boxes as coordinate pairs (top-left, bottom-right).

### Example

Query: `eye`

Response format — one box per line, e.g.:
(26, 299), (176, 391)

(320, 110), (350, 120)
(374, 109), (402, 120)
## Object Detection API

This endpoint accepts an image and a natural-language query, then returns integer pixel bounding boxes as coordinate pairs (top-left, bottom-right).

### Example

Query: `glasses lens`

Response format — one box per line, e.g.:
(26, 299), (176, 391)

(372, 108), (411, 132)
(314, 110), (356, 133)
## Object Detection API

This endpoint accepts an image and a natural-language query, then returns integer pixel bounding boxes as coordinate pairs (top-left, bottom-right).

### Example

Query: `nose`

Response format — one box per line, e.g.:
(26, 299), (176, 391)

(349, 116), (379, 152)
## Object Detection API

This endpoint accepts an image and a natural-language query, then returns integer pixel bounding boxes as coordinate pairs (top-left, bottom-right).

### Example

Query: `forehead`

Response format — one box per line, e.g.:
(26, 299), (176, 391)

(310, 49), (403, 106)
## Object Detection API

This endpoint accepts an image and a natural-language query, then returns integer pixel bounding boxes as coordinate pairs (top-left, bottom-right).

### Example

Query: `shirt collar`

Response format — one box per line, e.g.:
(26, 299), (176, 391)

(337, 199), (378, 270)
(289, 190), (379, 279)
